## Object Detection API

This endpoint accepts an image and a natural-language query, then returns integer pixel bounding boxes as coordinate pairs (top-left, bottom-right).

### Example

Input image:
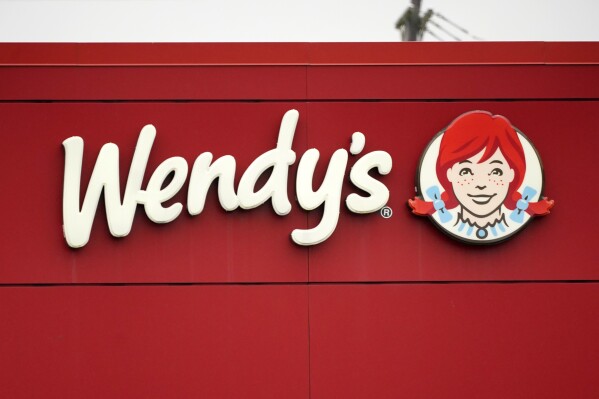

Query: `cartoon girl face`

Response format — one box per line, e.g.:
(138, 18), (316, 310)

(434, 111), (526, 218)
(446, 147), (515, 218)
(410, 110), (553, 244)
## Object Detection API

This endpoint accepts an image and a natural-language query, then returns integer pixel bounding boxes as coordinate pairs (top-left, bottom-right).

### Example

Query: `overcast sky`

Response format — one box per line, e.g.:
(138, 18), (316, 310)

(0, 0), (598, 42)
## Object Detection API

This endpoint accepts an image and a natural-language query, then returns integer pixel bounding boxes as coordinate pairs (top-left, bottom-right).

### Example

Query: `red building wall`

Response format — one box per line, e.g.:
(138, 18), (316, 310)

(0, 43), (598, 398)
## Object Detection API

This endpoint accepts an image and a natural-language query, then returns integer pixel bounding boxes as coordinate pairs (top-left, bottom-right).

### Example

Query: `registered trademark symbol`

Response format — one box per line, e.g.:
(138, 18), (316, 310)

(380, 206), (393, 219)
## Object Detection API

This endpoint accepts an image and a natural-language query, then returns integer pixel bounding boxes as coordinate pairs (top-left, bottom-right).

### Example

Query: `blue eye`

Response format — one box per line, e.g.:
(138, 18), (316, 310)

(489, 168), (503, 176)
(459, 168), (473, 176)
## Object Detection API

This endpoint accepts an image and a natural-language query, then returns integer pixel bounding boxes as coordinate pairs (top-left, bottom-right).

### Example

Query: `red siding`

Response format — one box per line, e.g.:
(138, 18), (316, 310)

(0, 285), (309, 399)
(0, 43), (597, 398)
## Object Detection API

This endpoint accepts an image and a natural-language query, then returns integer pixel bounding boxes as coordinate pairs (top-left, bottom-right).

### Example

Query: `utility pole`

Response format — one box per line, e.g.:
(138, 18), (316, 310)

(395, 0), (432, 41)
(396, 2), (481, 42)
(407, 0), (421, 41)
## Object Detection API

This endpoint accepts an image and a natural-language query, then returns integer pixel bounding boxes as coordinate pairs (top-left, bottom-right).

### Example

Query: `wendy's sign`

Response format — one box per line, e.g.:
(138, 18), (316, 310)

(62, 110), (392, 248)
(409, 111), (554, 244)
(62, 109), (553, 248)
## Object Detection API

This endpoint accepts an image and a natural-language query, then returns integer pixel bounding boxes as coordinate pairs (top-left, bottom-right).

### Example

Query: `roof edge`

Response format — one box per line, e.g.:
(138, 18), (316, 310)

(0, 42), (598, 66)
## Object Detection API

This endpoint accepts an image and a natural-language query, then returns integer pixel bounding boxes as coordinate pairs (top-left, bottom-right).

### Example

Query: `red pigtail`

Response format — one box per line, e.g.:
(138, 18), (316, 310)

(408, 191), (449, 216)
(511, 192), (555, 216)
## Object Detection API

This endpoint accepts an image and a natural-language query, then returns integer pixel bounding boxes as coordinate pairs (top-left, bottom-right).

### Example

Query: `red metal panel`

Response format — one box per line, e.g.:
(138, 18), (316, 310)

(3, 64), (598, 101)
(0, 285), (309, 399)
(544, 42), (599, 64)
(309, 283), (599, 399)
(0, 102), (308, 283)
(0, 66), (306, 100)
(305, 42), (599, 65)
(2, 100), (597, 283)
(307, 101), (599, 282)
(0, 43), (311, 65)
(1, 43), (598, 65)
(307, 65), (599, 99)
(306, 42), (546, 65)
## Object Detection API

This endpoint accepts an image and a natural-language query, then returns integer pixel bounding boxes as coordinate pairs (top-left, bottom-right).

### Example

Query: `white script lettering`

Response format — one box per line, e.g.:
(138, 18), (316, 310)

(62, 110), (392, 248)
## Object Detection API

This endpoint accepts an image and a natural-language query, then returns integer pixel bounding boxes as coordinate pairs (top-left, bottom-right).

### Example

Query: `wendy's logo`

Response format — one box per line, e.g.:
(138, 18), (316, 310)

(409, 111), (554, 244)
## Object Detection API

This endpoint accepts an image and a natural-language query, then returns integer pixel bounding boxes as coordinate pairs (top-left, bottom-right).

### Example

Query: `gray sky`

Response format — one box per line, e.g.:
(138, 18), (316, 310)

(0, 0), (598, 42)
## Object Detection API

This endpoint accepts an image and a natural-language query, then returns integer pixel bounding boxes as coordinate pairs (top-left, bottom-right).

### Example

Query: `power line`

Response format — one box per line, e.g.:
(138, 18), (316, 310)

(424, 27), (444, 42)
(395, 2), (483, 42)
(434, 12), (483, 41)
(427, 18), (462, 41)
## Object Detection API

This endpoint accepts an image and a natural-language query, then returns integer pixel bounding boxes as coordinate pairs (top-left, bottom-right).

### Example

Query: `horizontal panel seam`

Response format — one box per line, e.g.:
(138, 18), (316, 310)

(1, 280), (598, 288)
(1, 98), (598, 103)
